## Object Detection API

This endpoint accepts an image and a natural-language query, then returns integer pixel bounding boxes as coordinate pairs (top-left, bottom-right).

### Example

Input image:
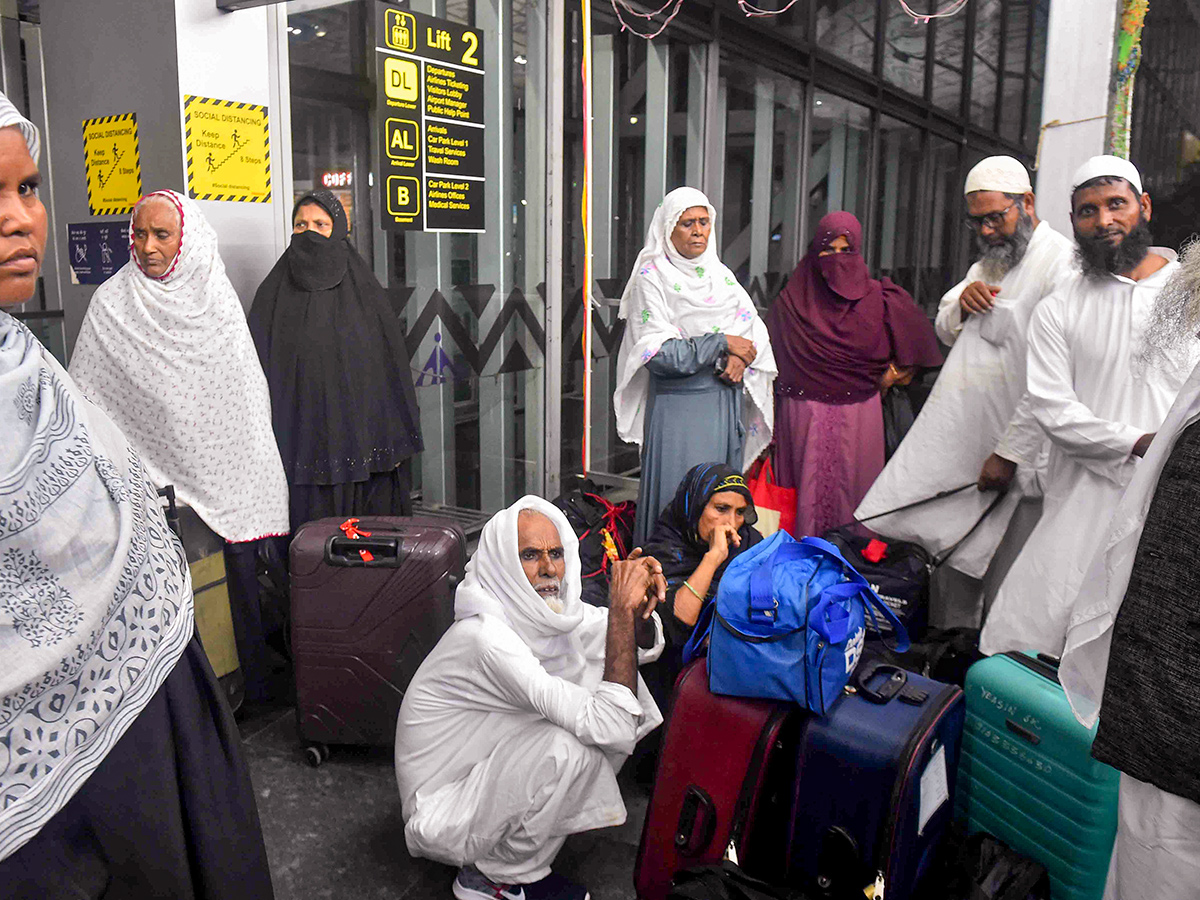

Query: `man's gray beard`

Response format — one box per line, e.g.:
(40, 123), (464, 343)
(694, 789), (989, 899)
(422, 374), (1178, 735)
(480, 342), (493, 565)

(975, 207), (1034, 283)
(1139, 239), (1200, 370)
(538, 581), (564, 613)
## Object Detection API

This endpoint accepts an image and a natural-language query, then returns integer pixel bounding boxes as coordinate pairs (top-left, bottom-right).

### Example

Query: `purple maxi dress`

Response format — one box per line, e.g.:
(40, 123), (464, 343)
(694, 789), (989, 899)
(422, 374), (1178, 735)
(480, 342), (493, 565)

(766, 213), (942, 538)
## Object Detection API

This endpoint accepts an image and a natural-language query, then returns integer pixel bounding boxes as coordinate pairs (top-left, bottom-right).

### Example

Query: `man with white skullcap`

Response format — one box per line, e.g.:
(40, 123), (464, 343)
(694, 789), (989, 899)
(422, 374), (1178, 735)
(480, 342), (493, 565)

(856, 156), (1074, 628)
(395, 496), (666, 900)
(980, 155), (1200, 657)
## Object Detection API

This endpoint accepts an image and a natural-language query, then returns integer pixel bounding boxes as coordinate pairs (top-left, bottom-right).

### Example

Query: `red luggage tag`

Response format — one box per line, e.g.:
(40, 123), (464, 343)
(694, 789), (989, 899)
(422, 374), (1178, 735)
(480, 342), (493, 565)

(863, 539), (889, 564)
(339, 518), (375, 561)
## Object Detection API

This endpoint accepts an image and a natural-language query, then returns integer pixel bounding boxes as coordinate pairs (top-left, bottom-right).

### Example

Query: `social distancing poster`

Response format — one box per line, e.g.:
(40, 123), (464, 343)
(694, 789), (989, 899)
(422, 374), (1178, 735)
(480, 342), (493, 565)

(82, 113), (142, 215)
(183, 95), (271, 203)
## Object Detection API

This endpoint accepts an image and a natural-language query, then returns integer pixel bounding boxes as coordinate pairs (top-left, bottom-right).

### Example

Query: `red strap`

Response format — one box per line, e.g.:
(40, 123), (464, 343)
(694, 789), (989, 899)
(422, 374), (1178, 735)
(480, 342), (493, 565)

(340, 517), (372, 540)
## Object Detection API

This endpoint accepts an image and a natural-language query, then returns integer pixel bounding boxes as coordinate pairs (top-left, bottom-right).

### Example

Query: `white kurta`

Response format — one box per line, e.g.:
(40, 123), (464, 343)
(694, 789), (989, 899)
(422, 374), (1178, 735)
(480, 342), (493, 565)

(855, 221), (1075, 578)
(1055, 360), (1200, 900)
(979, 248), (1199, 657)
(395, 606), (663, 884)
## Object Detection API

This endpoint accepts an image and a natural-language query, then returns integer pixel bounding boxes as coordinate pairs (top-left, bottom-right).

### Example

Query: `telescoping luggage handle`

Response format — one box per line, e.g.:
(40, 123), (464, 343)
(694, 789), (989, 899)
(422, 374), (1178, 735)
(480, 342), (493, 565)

(843, 483), (1009, 569)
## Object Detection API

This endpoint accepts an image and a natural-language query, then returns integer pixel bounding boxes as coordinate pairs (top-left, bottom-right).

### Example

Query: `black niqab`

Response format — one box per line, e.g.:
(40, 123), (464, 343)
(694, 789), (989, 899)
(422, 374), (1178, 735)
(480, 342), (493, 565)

(249, 191), (422, 485)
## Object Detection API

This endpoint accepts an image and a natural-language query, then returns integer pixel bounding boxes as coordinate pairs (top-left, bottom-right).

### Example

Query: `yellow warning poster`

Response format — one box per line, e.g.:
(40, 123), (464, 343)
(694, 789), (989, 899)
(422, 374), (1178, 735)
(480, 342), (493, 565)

(82, 113), (142, 215)
(183, 95), (271, 203)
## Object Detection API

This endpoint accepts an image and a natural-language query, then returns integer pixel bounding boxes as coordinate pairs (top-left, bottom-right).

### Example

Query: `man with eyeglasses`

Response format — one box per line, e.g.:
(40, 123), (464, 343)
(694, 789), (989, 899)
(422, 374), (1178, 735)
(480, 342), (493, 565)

(980, 155), (1200, 658)
(856, 156), (1074, 630)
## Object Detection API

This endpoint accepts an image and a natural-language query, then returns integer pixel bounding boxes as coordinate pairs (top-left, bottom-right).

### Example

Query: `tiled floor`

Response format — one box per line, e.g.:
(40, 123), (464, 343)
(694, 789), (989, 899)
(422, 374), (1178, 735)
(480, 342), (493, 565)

(239, 704), (648, 900)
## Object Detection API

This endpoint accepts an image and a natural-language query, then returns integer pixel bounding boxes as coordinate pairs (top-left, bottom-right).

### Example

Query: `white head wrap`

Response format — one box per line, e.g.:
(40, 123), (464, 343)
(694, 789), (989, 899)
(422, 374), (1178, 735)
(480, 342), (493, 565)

(1071, 155), (1144, 196)
(453, 496), (591, 682)
(68, 190), (289, 542)
(964, 156), (1032, 196)
(613, 186), (777, 468)
(0, 92), (39, 163)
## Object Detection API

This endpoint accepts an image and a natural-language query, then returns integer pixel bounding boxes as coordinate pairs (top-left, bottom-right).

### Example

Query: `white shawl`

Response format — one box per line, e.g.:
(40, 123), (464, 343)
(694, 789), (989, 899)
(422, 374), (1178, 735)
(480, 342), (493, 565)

(68, 191), (288, 543)
(613, 187), (776, 469)
(0, 313), (193, 861)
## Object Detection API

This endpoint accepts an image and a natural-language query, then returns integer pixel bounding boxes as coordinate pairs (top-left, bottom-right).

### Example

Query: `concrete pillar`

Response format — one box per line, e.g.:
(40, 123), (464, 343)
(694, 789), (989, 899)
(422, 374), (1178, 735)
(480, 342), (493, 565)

(1034, 0), (1121, 233)
(40, 0), (291, 356)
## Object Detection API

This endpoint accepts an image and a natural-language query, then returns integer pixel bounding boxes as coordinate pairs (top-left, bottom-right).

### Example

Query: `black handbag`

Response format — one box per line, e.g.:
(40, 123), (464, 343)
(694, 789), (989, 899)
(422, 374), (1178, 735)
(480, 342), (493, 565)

(823, 484), (1007, 640)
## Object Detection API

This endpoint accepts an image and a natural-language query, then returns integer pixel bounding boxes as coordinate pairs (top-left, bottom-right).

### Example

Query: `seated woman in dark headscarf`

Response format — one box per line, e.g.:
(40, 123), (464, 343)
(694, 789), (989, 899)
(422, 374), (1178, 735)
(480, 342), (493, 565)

(249, 191), (422, 532)
(767, 211), (942, 538)
(639, 462), (763, 710)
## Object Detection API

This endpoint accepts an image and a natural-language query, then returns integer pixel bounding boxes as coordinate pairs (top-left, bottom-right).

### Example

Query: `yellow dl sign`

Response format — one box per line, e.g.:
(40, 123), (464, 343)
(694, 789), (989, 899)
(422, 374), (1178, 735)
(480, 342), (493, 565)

(82, 113), (142, 215)
(183, 95), (272, 203)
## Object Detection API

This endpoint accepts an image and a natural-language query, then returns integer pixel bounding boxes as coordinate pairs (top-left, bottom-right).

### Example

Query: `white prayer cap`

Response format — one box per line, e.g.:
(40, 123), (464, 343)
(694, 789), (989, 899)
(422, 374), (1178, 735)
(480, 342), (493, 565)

(964, 156), (1032, 196)
(1070, 154), (1143, 196)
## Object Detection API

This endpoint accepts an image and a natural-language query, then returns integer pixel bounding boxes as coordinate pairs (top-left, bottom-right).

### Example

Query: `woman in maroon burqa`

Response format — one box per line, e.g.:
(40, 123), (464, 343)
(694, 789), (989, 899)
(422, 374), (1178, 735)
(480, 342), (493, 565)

(766, 212), (941, 537)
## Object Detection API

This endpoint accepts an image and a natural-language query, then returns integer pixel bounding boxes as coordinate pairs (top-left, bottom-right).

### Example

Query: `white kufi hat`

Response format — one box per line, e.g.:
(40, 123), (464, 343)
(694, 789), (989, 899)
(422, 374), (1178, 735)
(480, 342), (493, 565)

(964, 156), (1032, 196)
(1070, 154), (1143, 196)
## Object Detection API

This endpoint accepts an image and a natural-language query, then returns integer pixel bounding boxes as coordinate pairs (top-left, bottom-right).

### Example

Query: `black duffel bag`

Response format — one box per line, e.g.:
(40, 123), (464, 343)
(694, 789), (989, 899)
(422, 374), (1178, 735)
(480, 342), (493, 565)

(823, 484), (1006, 641)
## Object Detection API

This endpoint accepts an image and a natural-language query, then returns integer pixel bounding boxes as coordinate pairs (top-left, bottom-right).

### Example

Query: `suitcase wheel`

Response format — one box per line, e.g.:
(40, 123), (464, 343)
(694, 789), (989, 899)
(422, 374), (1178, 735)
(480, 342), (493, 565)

(304, 743), (331, 768)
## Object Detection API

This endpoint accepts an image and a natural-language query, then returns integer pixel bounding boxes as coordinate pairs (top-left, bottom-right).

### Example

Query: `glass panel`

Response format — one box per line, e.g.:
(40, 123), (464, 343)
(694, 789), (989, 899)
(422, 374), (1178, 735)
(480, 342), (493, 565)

(286, 1), (364, 77)
(286, 0), (547, 513)
(998, 0), (1030, 142)
(932, 11), (965, 112)
(719, 62), (805, 303)
(1025, 0), (1050, 150)
(814, 0), (877, 73)
(874, 116), (923, 301)
(560, 22), (710, 481)
(970, 0), (1002, 129)
(808, 91), (872, 245)
(926, 137), (964, 305)
(882, 6), (927, 97)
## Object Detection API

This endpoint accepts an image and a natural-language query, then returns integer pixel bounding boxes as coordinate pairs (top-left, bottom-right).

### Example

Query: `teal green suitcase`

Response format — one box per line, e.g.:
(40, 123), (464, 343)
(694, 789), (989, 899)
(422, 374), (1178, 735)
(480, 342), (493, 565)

(956, 651), (1118, 900)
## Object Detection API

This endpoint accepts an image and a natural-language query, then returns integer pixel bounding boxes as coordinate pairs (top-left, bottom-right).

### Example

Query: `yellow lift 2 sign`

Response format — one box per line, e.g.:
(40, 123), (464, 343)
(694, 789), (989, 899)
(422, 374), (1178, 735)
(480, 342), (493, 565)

(82, 113), (142, 215)
(376, 5), (485, 232)
(183, 95), (272, 203)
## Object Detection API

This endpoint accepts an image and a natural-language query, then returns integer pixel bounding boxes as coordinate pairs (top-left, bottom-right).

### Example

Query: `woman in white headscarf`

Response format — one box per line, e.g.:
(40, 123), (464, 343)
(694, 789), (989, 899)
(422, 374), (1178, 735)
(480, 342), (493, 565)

(614, 187), (776, 545)
(69, 189), (289, 701)
(0, 94), (273, 897)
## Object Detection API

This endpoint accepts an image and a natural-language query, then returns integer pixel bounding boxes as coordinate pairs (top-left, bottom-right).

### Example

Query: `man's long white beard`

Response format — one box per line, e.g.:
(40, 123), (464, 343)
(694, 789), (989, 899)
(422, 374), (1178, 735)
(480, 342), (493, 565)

(539, 581), (564, 614)
(1139, 240), (1200, 371)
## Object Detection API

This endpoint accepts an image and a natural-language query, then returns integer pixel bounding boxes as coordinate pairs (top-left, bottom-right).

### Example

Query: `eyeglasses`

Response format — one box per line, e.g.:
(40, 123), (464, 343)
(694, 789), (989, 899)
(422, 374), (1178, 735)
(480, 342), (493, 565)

(963, 200), (1017, 232)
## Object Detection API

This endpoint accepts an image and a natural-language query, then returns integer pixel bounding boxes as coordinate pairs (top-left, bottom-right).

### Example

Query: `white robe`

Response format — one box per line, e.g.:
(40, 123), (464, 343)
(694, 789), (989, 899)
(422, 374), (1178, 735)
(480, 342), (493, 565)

(855, 221), (1074, 578)
(394, 497), (664, 885)
(1056, 361), (1200, 900)
(979, 248), (1199, 657)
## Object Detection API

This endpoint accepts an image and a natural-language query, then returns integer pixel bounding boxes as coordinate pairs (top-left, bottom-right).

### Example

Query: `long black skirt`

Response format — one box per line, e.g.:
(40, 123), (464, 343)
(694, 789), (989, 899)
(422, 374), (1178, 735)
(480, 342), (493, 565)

(0, 636), (274, 900)
(288, 461), (412, 533)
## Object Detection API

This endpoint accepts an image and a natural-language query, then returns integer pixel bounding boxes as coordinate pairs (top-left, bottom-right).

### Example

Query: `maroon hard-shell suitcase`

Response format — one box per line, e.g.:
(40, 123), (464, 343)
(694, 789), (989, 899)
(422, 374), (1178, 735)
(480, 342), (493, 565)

(290, 516), (465, 763)
(634, 657), (795, 900)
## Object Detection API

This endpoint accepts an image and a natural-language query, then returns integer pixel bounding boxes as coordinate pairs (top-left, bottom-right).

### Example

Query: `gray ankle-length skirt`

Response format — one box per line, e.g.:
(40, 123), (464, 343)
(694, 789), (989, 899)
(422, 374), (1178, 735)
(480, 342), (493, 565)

(0, 635), (274, 900)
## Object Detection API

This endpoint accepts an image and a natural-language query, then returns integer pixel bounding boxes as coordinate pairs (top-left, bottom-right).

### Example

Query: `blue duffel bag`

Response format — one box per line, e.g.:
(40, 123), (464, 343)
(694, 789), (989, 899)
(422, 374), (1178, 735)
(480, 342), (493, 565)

(683, 530), (910, 714)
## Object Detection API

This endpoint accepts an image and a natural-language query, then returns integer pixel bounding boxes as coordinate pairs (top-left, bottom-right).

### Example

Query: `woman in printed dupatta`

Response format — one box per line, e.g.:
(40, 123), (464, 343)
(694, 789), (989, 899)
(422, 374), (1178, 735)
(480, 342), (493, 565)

(614, 187), (776, 547)
(0, 94), (273, 898)
(767, 212), (942, 538)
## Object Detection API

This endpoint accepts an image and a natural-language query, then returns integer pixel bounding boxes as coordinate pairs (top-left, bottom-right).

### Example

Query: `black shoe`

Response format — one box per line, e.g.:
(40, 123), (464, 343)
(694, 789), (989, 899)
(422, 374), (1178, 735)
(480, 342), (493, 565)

(522, 872), (589, 900)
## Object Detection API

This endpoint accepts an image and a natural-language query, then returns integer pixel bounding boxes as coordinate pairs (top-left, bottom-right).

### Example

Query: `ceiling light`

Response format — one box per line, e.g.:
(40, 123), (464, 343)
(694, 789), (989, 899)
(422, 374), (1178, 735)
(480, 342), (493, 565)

(514, 55), (527, 65)
(316, 29), (327, 37)
(630, 116), (639, 124)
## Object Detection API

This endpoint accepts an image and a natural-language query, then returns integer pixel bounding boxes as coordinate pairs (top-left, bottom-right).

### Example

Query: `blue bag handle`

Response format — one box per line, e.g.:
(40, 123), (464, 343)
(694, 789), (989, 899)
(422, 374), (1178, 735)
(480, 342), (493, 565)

(682, 598), (716, 665)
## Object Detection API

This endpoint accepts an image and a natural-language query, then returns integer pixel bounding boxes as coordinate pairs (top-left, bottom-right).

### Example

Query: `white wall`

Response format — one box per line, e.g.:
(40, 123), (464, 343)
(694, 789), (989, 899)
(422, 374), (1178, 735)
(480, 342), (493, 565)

(1034, 0), (1121, 234)
(174, 0), (293, 309)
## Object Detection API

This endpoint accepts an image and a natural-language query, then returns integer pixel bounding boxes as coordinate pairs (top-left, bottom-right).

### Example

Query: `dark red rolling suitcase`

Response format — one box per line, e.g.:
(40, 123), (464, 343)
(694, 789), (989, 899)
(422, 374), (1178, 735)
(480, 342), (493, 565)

(635, 657), (795, 900)
(290, 516), (465, 764)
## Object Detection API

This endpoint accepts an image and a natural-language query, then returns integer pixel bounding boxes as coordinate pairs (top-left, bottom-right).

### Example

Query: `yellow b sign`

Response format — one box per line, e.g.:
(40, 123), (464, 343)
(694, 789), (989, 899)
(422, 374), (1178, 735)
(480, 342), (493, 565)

(183, 95), (271, 203)
(82, 113), (142, 215)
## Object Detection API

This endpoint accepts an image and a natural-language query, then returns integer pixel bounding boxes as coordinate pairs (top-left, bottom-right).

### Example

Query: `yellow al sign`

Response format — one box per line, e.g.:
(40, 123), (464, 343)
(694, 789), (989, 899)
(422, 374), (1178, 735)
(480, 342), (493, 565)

(183, 95), (271, 203)
(82, 113), (142, 215)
